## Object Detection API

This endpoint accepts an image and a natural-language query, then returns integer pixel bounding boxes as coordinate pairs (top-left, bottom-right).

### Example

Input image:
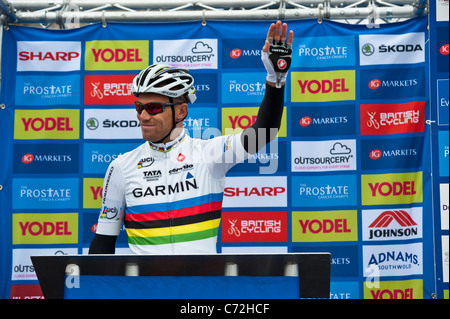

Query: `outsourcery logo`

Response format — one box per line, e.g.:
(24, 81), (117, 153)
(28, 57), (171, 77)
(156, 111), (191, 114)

(359, 32), (425, 65)
(363, 279), (423, 299)
(292, 210), (358, 242)
(84, 74), (135, 105)
(221, 211), (287, 243)
(14, 109), (80, 140)
(362, 207), (423, 241)
(12, 213), (78, 244)
(153, 39), (217, 69)
(85, 40), (149, 70)
(360, 101), (425, 135)
(363, 243), (423, 277)
(17, 41), (81, 72)
(291, 140), (356, 172)
(222, 176), (287, 208)
(361, 172), (423, 206)
(221, 107), (287, 136)
(291, 70), (355, 102)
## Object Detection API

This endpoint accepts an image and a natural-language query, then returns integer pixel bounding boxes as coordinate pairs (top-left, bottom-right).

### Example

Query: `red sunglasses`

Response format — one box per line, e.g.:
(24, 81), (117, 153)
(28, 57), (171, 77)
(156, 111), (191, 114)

(134, 101), (182, 115)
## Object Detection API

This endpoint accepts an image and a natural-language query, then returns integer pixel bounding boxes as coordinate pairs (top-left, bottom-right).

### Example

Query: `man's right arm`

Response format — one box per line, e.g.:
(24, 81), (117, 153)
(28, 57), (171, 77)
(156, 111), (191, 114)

(88, 161), (125, 254)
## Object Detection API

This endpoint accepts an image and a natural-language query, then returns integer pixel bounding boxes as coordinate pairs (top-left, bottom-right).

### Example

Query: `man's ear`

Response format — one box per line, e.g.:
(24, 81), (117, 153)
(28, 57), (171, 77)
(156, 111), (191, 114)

(176, 103), (188, 121)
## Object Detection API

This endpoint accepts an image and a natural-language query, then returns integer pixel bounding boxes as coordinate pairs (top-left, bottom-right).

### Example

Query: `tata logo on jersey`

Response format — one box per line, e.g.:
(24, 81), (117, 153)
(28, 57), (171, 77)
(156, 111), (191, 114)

(221, 211), (287, 243)
(291, 70), (355, 102)
(12, 213), (78, 244)
(360, 101), (425, 135)
(362, 207), (423, 241)
(85, 40), (149, 70)
(17, 41), (81, 72)
(359, 32), (425, 65)
(361, 172), (423, 206)
(14, 109), (80, 140)
(222, 176), (287, 208)
(292, 210), (358, 242)
(364, 279), (423, 299)
(84, 74), (135, 105)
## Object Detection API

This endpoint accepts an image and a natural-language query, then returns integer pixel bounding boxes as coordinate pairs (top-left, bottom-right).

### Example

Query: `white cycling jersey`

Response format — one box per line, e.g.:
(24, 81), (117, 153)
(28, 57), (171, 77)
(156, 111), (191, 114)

(95, 129), (249, 254)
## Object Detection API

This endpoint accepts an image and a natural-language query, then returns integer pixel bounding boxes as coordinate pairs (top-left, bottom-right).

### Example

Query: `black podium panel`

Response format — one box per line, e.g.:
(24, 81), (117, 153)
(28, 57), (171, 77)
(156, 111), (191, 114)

(31, 253), (330, 299)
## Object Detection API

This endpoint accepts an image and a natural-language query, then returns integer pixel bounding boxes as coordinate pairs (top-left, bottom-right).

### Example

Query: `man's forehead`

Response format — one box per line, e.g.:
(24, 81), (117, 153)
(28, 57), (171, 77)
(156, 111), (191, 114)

(137, 93), (170, 102)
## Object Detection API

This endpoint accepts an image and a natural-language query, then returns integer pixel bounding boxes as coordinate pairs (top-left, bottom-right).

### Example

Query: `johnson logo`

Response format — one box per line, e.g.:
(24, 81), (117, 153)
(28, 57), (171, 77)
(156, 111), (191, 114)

(17, 41), (81, 72)
(368, 210), (418, 240)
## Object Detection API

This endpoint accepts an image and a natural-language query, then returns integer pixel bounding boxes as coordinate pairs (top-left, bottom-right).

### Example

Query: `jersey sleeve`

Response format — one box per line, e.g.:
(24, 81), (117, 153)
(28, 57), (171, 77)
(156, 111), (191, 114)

(95, 160), (126, 237)
(202, 131), (249, 179)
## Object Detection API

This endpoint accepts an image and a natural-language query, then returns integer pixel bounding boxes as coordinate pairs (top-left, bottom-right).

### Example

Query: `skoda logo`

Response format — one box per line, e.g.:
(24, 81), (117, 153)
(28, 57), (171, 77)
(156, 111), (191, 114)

(362, 43), (375, 56)
(86, 117), (99, 130)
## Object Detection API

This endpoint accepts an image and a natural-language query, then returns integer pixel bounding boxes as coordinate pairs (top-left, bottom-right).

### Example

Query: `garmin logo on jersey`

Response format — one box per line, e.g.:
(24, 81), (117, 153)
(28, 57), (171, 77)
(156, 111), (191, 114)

(132, 179), (198, 197)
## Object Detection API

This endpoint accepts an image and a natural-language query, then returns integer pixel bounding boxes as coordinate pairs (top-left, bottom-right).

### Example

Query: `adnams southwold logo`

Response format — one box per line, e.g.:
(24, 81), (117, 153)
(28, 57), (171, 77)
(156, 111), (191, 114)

(153, 39), (217, 69)
(17, 41), (81, 72)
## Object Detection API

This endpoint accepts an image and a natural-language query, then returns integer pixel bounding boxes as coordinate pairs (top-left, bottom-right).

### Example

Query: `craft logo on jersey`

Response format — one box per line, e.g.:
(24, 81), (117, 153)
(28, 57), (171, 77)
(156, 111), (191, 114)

(17, 41), (81, 72)
(12, 213), (78, 244)
(361, 172), (423, 206)
(222, 211), (287, 243)
(85, 40), (149, 70)
(292, 210), (358, 242)
(359, 32), (425, 65)
(153, 39), (218, 69)
(362, 207), (423, 241)
(222, 176), (287, 208)
(291, 70), (355, 102)
(84, 74), (135, 105)
(360, 101), (425, 135)
(363, 243), (423, 277)
(291, 140), (356, 172)
(292, 35), (355, 67)
(14, 109), (80, 140)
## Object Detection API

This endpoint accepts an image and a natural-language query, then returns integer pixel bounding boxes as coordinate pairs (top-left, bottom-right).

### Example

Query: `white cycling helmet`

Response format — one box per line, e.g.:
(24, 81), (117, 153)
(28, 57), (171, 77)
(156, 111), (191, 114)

(132, 64), (197, 103)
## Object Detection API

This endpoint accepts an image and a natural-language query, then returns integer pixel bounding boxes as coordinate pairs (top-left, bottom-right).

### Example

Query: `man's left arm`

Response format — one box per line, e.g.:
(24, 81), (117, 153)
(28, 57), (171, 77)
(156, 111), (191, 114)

(241, 21), (294, 154)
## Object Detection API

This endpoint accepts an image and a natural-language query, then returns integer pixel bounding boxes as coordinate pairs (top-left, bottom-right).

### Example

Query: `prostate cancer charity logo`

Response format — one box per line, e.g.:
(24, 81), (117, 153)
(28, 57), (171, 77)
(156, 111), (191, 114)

(85, 40), (149, 71)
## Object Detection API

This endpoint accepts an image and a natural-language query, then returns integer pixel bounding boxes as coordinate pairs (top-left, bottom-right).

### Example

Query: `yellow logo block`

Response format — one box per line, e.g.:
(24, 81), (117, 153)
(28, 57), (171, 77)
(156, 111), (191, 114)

(221, 107), (287, 136)
(14, 109), (79, 140)
(361, 172), (423, 206)
(291, 70), (355, 102)
(13, 213), (78, 244)
(292, 210), (358, 242)
(85, 40), (149, 70)
(83, 178), (104, 209)
(364, 279), (423, 299)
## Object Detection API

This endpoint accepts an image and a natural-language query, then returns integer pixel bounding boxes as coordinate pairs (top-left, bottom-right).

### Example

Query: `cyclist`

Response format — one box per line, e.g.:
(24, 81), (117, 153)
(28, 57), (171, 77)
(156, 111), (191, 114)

(89, 21), (294, 254)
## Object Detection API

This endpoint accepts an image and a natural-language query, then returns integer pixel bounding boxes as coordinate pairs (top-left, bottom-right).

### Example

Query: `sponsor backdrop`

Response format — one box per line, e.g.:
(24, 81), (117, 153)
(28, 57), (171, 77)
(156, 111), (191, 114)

(0, 14), (446, 299)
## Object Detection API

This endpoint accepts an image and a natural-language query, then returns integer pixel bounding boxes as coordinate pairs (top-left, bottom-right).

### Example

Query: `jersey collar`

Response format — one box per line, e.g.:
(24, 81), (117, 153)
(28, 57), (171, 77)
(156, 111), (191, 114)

(148, 129), (187, 153)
